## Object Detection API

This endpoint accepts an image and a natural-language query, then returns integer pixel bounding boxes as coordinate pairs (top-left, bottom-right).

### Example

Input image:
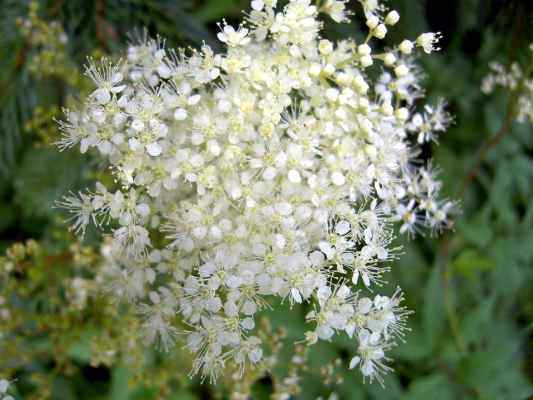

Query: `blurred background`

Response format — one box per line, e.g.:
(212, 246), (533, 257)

(0, 0), (532, 399)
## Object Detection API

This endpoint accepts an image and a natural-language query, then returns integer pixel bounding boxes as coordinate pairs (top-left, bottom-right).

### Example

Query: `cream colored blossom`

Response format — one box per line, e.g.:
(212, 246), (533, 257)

(57, 0), (453, 385)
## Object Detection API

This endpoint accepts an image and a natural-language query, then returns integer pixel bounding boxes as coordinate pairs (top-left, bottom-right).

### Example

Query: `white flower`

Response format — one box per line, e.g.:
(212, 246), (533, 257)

(217, 23), (251, 47)
(55, 191), (96, 237)
(385, 10), (400, 26)
(288, 169), (302, 183)
(416, 32), (442, 54)
(334, 220), (350, 235)
(321, 0), (351, 23)
(351, 329), (389, 383)
(85, 59), (126, 105)
(481, 58), (533, 124)
(0, 380), (9, 393)
(398, 39), (413, 54)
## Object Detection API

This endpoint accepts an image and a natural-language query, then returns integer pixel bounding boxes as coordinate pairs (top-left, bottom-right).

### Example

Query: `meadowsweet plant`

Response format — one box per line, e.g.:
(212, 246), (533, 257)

(481, 45), (533, 124)
(56, 0), (455, 385)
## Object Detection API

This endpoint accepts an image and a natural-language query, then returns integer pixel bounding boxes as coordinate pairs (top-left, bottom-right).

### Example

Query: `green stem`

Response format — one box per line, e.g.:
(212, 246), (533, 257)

(439, 234), (466, 354)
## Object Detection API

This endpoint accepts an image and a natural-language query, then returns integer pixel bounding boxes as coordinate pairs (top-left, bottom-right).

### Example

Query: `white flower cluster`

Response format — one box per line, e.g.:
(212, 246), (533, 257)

(66, 277), (91, 310)
(57, 0), (454, 384)
(481, 50), (533, 124)
(0, 379), (14, 400)
(0, 296), (10, 322)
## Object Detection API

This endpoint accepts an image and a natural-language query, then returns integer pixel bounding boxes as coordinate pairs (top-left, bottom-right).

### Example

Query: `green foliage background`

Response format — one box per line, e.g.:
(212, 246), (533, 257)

(0, 0), (532, 399)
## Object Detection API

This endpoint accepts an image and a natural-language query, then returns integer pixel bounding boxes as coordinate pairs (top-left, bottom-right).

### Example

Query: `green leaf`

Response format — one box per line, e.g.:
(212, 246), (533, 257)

(168, 390), (198, 400)
(109, 367), (132, 400)
(52, 376), (78, 400)
(457, 209), (492, 248)
(194, 0), (241, 22)
(13, 147), (86, 219)
(422, 266), (445, 350)
(67, 329), (94, 363)
(404, 374), (459, 400)
(460, 349), (533, 400)
(459, 297), (495, 346)
(0, 202), (16, 233)
(392, 324), (432, 362)
(452, 248), (495, 279)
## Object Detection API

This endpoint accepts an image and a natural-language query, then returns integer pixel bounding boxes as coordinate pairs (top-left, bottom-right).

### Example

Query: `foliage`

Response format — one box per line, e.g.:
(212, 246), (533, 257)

(0, 0), (532, 399)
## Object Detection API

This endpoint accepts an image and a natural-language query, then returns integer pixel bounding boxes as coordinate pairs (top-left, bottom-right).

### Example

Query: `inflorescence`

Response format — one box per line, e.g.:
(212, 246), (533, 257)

(56, 0), (455, 385)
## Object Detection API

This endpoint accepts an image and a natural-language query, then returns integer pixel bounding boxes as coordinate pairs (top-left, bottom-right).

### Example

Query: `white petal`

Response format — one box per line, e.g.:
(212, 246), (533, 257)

(362, 272), (371, 287)
(224, 25), (235, 34)
(97, 140), (112, 154)
(241, 317), (255, 330)
(174, 108), (188, 121)
(262, 166), (277, 180)
(148, 291), (160, 304)
(146, 142), (162, 156)
(291, 287), (302, 303)
(319, 241), (334, 259)
(111, 72), (123, 84)
(249, 348), (263, 363)
(110, 84), (126, 93)
(357, 298), (372, 314)
(131, 119), (144, 131)
(377, 247), (388, 260)
(92, 88), (111, 104)
(335, 220), (350, 235)
(217, 32), (228, 43)
(345, 323), (356, 338)
(361, 361), (374, 376)
(372, 348), (385, 360)
(188, 95), (201, 105)
(157, 64), (171, 79)
(251, 0), (264, 11)
(349, 356), (361, 369)
(288, 169), (301, 183)
(331, 171), (346, 186)
(136, 203), (150, 217)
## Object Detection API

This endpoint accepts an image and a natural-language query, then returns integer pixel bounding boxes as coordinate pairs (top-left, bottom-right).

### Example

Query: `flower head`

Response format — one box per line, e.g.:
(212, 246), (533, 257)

(57, 0), (454, 384)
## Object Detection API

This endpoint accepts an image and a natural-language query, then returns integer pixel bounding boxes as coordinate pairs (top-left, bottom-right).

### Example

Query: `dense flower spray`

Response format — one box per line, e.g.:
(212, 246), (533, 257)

(57, 0), (454, 385)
